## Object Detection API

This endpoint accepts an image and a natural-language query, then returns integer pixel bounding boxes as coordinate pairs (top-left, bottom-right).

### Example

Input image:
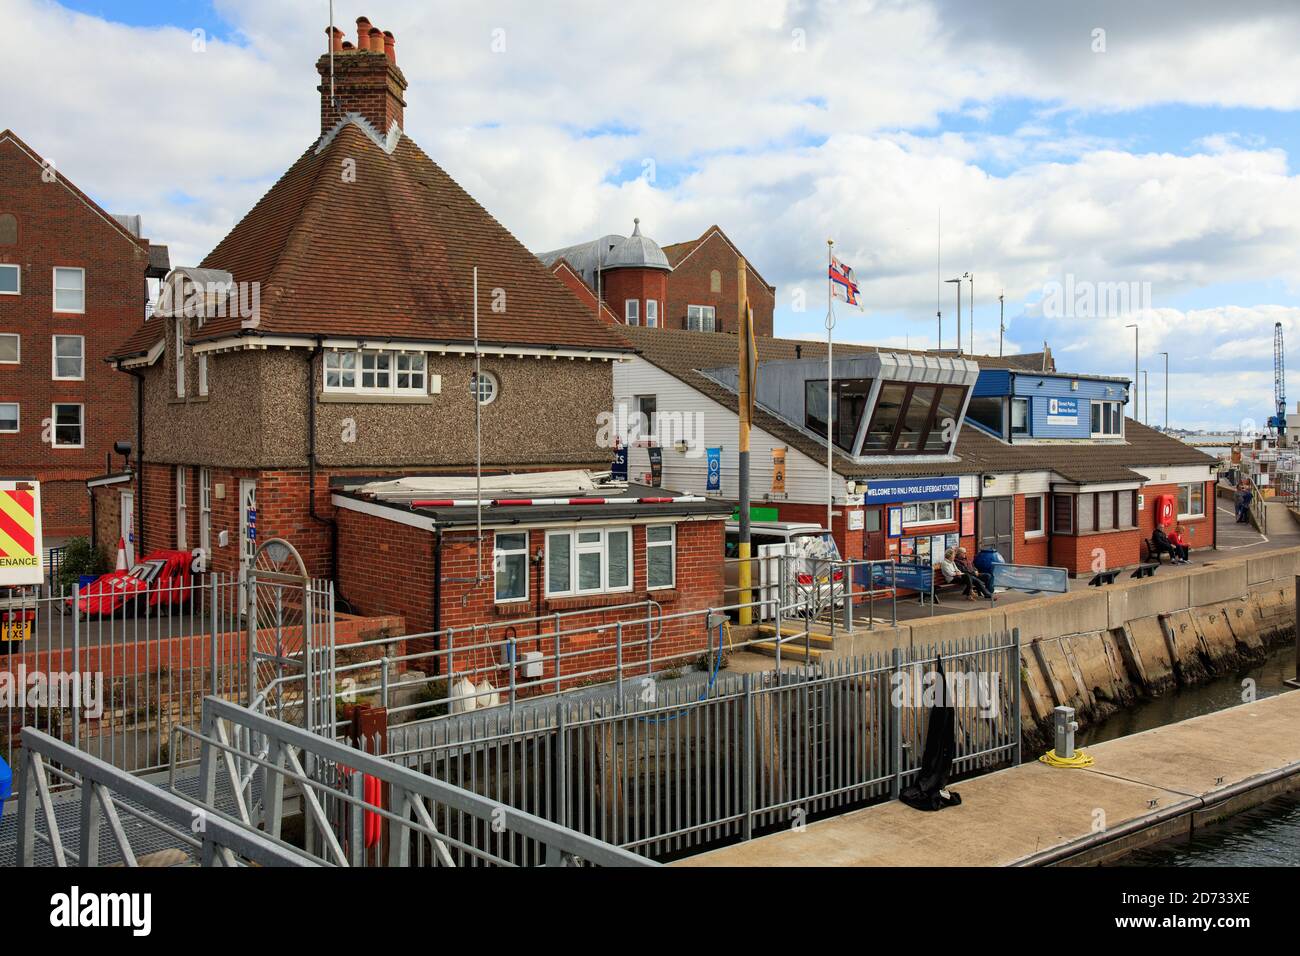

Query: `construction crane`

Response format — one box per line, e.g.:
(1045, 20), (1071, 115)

(1268, 321), (1287, 442)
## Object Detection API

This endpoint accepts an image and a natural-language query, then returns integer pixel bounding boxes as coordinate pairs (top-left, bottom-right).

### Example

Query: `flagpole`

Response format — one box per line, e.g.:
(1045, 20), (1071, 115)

(826, 239), (835, 535)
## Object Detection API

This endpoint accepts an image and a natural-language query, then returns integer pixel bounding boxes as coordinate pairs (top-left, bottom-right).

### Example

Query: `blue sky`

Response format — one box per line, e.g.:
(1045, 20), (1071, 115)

(9, 0), (1300, 431)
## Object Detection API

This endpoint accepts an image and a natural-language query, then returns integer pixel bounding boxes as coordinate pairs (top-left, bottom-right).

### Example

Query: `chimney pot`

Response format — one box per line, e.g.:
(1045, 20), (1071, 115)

(368, 27), (384, 53)
(383, 30), (396, 64)
(326, 26), (344, 53)
(356, 16), (372, 48)
(341, 40), (355, 50)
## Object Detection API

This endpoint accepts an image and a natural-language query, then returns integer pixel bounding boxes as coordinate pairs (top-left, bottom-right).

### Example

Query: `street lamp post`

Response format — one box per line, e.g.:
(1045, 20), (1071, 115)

(968, 273), (975, 354)
(1160, 351), (1169, 431)
(1126, 323), (1139, 422)
(1142, 370), (1149, 426)
(998, 292), (1005, 357)
(945, 276), (965, 353)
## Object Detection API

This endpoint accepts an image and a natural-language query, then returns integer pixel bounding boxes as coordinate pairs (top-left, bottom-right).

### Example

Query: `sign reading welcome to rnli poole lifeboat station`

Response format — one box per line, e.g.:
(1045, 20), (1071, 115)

(0, 481), (44, 587)
(863, 476), (960, 505)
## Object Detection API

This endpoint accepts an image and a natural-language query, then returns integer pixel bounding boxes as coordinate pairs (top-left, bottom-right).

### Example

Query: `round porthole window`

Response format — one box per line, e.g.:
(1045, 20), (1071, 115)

(470, 371), (499, 405)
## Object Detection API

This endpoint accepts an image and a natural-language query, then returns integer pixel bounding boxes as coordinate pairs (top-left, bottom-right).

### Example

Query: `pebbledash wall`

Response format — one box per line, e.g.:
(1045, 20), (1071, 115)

(335, 508), (726, 693)
(132, 345), (616, 580)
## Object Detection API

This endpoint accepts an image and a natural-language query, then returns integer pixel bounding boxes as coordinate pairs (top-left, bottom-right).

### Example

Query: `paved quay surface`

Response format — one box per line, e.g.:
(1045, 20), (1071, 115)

(674, 689), (1300, 867)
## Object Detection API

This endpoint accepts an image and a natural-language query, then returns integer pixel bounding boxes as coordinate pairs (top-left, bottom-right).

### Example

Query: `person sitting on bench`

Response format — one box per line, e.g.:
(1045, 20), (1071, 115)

(1169, 523), (1191, 563)
(1151, 524), (1181, 563)
(955, 547), (995, 600)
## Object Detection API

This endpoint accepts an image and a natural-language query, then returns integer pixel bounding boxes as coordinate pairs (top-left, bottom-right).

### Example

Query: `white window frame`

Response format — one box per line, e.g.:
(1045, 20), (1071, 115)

(52, 334), (84, 381)
(687, 305), (716, 332)
(176, 466), (189, 550)
(322, 348), (428, 397)
(645, 299), (658, 328)
(1177, 482), (1205, 519)
(175, 318), (186, 397)
(198, 353), (208, 396)
(0, 263), (19, 295)
(625, 299), (639, 325)
(1024, 493), (1046, 538)
(0, 332), (18, 364)
(646, 524), (676, 590)
(900, 500), (955, 527)
(493, 531), (530, 604)
(544, 526), (634, 598)
(1010, 397), (1029, 435)
(1091, 400), (1123, 438)
(0, 402), (18, 433)
(199, 466), (212, 557)
(51, 403), (84, 449)
(53, 267), (85, 314)
(471, 370), (498, 405)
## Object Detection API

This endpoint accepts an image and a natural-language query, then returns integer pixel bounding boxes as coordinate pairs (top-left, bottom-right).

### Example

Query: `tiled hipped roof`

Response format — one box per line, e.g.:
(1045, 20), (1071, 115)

(112, 122), (628, 359)
(620, 326), (1216, 484)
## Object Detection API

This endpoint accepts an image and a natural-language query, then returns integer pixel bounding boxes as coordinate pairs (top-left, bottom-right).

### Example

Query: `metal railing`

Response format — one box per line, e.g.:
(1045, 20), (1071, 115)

(1, 574), (251, 774)
(13, 726), (316, 867)
(179, 695), (656, 867)
(383, 631), (1022, 861)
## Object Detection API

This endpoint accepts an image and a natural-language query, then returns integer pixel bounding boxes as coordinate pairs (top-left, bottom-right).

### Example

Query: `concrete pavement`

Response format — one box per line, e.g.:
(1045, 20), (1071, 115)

(674, 688), (1300, 866)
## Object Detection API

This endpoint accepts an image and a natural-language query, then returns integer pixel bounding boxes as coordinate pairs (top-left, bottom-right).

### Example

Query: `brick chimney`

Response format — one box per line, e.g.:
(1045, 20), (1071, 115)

(316, 16), (407, 135)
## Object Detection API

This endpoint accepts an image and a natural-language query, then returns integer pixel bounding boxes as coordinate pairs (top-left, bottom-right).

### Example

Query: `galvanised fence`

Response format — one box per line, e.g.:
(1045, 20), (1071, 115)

(1, 572), (332, 775)
(375, 631), (1021, 862)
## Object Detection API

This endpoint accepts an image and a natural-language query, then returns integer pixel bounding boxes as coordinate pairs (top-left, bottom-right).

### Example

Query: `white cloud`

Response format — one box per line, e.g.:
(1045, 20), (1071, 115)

(4, 0), (1299, 431)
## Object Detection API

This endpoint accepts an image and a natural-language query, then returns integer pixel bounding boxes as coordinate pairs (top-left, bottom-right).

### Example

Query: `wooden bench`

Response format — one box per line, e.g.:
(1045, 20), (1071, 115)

(920, 566), (969, 605)
(1141, 537), (1176, 564)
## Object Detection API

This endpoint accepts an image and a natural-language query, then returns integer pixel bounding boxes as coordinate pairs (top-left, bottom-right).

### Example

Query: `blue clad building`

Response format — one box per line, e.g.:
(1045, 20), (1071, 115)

(966, 368), (1131, 443)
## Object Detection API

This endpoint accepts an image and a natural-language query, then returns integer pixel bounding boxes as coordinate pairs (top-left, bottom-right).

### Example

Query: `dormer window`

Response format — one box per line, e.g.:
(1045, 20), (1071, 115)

(806, 378), (873, 451)
(863, 384), (966, 455)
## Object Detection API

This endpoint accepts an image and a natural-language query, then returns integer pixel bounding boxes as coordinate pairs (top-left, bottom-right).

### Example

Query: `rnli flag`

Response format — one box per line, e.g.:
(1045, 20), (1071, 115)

(829, 254), (863, 309)
(0, 481), (44, 587)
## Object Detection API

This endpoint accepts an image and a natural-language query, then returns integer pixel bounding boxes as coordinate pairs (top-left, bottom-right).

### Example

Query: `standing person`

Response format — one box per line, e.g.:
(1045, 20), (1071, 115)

(955, 547), (995, 600)
(1238, 482), (1254, 523)
(1170, 523), (1191, 562)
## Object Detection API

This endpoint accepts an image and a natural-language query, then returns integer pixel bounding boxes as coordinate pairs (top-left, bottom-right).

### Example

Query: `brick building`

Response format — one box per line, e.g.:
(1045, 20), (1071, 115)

(0, 130), (168, 539)
(331, 472), (729, 686)
(539, 223), (776, 337)
(612, 326), (1217, 577)
(106, 17), (632, 594)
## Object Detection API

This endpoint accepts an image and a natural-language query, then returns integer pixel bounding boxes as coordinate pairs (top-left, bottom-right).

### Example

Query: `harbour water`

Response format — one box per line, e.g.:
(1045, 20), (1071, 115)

(1075, 644), (1299, 866)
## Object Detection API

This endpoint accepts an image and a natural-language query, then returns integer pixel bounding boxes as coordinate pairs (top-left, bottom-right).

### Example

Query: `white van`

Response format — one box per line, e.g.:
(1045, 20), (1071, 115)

(723, 521), (844, 620)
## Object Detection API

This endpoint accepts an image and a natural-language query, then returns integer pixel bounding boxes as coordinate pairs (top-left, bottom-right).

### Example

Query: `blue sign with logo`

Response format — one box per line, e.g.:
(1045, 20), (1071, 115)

(1046, 397), (1079, 426)
(611, 444), (628, 481)
(706, 447), (722, 491)
(862, 561), (934, 592)
(991, 563), (1069, 594)
(863, 476), (960, 505)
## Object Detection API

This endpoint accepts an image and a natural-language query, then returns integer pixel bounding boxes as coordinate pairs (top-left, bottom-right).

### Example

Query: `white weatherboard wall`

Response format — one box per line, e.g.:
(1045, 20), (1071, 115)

(614, 357), (852, 504)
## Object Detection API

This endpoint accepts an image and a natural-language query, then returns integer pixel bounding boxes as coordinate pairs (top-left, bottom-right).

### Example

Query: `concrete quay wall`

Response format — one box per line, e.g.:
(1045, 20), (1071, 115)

(834, 548), (1299, 749)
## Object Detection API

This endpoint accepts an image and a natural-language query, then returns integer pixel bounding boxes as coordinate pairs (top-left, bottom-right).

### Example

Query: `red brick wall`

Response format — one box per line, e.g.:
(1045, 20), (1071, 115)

(336, 509), (724, 692)
(1013, 493), (1050, 566)
(601, 268), (668, 326)
(0, 134), (153, 536)
(1140, 481), (1215, 552)
(665, 231), (775, 336)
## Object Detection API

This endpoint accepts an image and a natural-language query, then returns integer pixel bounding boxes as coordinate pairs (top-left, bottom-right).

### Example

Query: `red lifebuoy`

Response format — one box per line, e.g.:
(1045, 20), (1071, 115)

(364, 774), (381, 848)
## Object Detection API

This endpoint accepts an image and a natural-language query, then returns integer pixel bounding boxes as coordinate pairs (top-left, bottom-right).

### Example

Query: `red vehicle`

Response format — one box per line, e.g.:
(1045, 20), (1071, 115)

(68, 550), (195, 618)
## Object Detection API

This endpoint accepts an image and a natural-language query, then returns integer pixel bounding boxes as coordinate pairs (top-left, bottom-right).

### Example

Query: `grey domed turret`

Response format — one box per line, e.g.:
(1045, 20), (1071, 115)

(603, 219), (672, 272)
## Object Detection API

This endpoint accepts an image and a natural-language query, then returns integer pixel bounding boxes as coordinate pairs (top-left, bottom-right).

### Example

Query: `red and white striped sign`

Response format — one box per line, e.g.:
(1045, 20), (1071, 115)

(0, 480), (44, 586)
(409, 495), (704, 509)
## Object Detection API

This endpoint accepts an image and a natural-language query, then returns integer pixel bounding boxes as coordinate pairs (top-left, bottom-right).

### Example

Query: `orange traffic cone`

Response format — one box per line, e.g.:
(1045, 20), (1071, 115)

(115, 537), (128, 571)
